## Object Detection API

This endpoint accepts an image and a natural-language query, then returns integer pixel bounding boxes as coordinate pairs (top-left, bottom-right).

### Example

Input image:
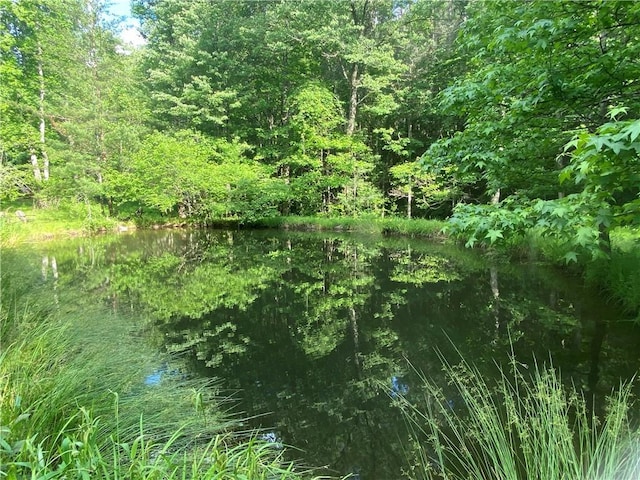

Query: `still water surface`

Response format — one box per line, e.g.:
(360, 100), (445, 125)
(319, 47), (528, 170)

(13, 229), (640, 478)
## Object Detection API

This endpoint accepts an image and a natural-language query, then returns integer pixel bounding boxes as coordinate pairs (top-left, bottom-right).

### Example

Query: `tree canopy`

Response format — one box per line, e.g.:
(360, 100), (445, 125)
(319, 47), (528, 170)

(425, 0), (640, 258)
(2, 0), (639, 258)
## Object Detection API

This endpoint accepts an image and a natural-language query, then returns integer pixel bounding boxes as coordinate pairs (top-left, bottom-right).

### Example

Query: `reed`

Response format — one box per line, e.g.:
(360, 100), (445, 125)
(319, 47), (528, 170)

(397, 353), (640, 480)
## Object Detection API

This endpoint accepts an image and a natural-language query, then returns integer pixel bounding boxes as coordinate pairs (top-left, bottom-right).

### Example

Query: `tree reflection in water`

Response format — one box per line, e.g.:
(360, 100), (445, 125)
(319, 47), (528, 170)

(17, 229), (640, 478)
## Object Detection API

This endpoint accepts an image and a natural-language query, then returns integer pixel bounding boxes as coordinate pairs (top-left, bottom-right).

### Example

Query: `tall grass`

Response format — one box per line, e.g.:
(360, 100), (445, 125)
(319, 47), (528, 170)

(0, 269), (310, 479)
(397, 353), (639, 480)
(0, 199), (120, 246)
(254, 215), (446, 239)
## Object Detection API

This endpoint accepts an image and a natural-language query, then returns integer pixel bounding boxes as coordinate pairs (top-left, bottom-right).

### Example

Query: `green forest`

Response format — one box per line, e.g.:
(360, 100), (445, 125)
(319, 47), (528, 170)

(2, 0), (639, 261)
(2, 2), (640, 478)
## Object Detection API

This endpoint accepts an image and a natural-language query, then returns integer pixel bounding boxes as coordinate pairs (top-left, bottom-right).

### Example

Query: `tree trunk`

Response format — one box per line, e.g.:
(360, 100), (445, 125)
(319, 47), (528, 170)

(599, 223), (611, 256)
(352, 168), (358, 216)
(37, 44), (49, 181)
(42, 256), (49, 280)
(51, 256), (58, 280)
(556, 156), (565, 198)
(349, 243), (362, 369)
(349, 306), (360, 369)
(490, 266), (501, 335)
(42, 149), (49, 181)
(346, 63), (359, 136)
(281, 164), (291, 215)
(407, 182), (413, 219)
(30, 150), (43, 182)
(321, 149), (330, 212)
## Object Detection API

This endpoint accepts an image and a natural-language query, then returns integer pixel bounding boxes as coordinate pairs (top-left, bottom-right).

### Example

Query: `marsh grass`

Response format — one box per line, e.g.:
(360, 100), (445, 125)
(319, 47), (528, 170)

(1, 408), (306, 480)
(255, 215), (446, 239)
(397, 353), (639, 480)
(0, 275), (309, 479)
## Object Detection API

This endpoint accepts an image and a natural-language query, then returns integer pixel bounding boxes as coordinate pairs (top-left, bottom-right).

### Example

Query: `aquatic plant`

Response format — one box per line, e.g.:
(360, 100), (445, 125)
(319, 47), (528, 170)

(397, 353), (640, 480)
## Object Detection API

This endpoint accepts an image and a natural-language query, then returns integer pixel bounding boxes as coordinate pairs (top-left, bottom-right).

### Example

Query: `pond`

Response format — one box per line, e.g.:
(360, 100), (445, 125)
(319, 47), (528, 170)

(7, 229), (640, 478)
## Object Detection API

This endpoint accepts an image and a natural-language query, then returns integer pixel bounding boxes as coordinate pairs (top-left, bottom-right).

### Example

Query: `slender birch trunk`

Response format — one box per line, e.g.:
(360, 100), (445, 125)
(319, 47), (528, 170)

(346, 63), (359, 136)
(37, 44), (49, 181)
(30, 150), (43, 182)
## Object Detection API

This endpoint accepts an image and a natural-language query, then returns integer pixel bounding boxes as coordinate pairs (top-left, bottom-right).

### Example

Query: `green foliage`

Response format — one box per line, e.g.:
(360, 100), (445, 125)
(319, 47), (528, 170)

(0, 249), (308, 480)
(290, 82), (345, 146)
(426, 0), (640, 258)
(330, 177), (386, 217)
(134, 0), (241, 134)
(398, 355), (640, 480)
(118, 130), (285, 222)
(0, 0), (149, 206)
(389, 160), (456, 217)
(445, 115), (640, 261)
(1, 0), (470, 220)
(119, 130), (215, 214)
(50, 43), (150, 205)
(562, 117), (640, 227)
(131, 0), (464, 219)
(0, 162), (31, 201)
(279, 82), (384, 216)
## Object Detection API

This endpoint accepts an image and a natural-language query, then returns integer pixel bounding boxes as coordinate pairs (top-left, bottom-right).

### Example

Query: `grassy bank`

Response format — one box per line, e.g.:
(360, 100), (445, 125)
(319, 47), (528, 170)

(0, 200), (124, 246)
(0, 256), (309, 479)
(1, 200), (447, 245)
(398, 355), (640, 479)
(253, 215), (447, 239)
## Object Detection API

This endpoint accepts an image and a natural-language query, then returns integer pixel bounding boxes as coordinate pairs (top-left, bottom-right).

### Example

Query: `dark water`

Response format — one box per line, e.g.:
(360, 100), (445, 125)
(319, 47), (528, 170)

(9, 229), (640, 478)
